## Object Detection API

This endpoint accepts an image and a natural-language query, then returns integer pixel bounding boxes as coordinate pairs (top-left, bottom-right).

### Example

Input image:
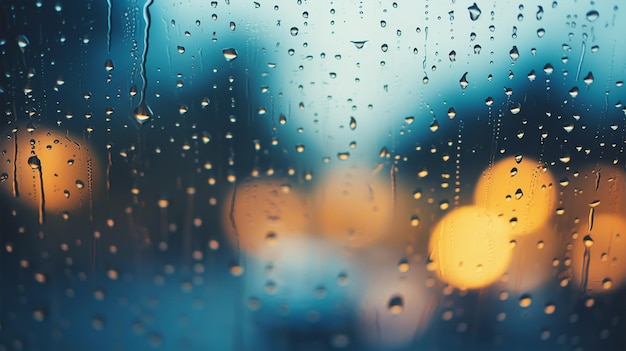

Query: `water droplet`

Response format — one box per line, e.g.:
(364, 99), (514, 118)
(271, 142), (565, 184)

(459, 72), (469, 89)
(337, 152), (350, 160)
(350, 40), (368, 49)
(446, 107), (456, 119)
(133, 101), (153, 126)
(104, 58), (114, 71)
(398, 259), (410, 273)
(586, 10), (599, 22)
(27, 155), (41, 170)
(290, 27), (299, 36)
(16, 35), (29, 50)
(509, 46), (520, 61)
(543, 63), (554, 75)
(467, 3), (482, 21)
(177, 45), (185, 54)
(514, 188), (523, 200)
(583, 234), (594, 247)
(448, 50), (456, 62)
(537, 28), (546, 38)
(583, 72), (594, 87)
(222, 48), (238, 61)
(602, 278), (612, 289)
(410, 215), (420, 227)
(519, 294), (532, 308)
(347, 116), (357, 130)
(429, 120), (439, 132)
(230, 21), (236, 31)
(0, 173), (7, 182)
(76, 180), (85, 189)
(569, 86), (579, 98)
(388, 295), (404, 314)
(536, 5), (544, 20)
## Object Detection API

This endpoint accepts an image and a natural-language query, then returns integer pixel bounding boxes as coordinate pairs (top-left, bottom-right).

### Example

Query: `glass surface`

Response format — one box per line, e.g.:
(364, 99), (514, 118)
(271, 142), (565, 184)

(1, 1), (625, 350)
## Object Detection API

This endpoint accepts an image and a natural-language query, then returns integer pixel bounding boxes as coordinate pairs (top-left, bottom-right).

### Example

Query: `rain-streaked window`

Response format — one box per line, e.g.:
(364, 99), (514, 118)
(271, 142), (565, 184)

(1, 1), (625, 350)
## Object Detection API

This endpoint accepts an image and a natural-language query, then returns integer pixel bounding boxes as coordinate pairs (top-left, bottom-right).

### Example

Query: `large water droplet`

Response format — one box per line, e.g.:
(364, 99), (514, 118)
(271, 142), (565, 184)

(16, 35), (30, 50)
(28, 155), (41, 170)
(350, 40), (368, 49)
(133, 101), (153, 126)
(222, 48), (239, 61)
(467, 3), (482, 21)
(586, 10), (599, 22)
(104, 58), (114, 71)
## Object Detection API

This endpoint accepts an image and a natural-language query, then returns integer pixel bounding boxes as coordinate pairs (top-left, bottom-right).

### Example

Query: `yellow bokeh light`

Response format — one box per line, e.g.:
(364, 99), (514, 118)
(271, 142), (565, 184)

(571, 213), (626, 294)
(221, 177), (310, 254)
(428, 206), (513, 290)
(312, 166), (393, 248)
(0, 126), (100, 215)
(492, 223), (559, 293)
(474, 156), (557, 236)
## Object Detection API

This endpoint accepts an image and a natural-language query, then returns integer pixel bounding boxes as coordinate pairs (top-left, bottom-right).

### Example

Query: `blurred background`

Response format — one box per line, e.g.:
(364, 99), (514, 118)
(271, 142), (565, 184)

(1, 0), (625, 350)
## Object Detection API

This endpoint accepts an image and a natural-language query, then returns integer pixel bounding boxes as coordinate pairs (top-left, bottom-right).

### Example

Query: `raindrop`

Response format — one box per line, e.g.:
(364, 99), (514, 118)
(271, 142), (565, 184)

(448, 50), (456, 62)
(583, 234), (594, 247)
(568, 86), (579, 98)
(509, 46), (519, 61)
(536, 6), (544, 20)
(519, 295), (532, 308)
(583, 72), (594, 87)
(350, 40), (368, 49)
(28, 155), (41, 170)
(388, 295), (404, 315)
(290, 27), (299, 36)
(222, 48), (239, 61)
(16, 35), (29, 51)
(467, 3), (482, 21)
(459, 72), (469, 89)
(586, 10), (599, 22)
(133, 100), (153, 126)
(349, 117), (357, 130)
(104, 58), (114, 71)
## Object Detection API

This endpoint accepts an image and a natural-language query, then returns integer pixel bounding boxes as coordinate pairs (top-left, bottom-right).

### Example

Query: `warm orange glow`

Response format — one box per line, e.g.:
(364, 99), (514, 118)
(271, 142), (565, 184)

(0, 126), (100, 215)
(312, 166), (393, 248)
(428, 206), (513, 290)
(492, 223), (559, 293)
(571, 213), (626, 294)
(221, 177), (310, 254)
(474, 156), (557, 236)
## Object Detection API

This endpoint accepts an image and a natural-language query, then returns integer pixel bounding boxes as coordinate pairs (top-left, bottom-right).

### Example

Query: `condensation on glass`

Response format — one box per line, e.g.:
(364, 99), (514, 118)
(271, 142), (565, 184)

(0, 1), (625, 350)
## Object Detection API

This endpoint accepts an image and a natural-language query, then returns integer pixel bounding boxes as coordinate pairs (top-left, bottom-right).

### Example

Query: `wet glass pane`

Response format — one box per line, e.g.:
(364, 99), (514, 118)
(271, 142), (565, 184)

(1, 1), (625, 350)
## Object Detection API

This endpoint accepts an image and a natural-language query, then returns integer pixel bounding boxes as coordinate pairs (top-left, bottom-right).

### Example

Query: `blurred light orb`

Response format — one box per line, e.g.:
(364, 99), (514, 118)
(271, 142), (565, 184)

(221, 177), (310, 255)
(313, 166), (393, 248)
(474, 156), (557, 236)
(428, 206), (513, 290)
(571, 213), (626, 294)
(0, 126), (99, 213)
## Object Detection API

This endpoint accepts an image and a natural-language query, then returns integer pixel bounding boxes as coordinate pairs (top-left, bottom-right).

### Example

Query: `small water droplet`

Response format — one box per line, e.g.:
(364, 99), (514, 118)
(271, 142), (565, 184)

(75, 180), (85, 189)
(583, 72), (594, 87)
(519, 294), (532, 308)
(290, 27), (299, 36)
